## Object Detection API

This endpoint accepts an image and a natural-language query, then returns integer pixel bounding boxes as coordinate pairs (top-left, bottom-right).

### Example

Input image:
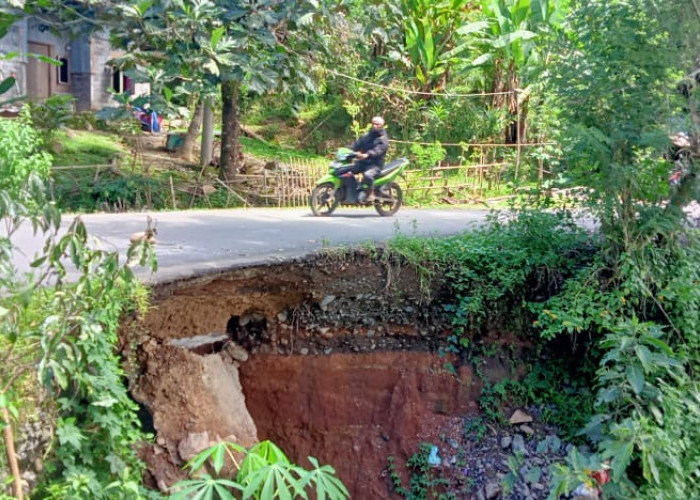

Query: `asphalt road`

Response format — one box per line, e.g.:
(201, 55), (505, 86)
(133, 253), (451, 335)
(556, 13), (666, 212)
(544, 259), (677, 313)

(9, 207), (490, 284)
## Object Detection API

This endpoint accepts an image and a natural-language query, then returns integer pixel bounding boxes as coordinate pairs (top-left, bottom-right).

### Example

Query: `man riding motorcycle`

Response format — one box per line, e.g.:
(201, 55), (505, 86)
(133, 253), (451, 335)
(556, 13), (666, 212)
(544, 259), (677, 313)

(350, 116), (388, 202)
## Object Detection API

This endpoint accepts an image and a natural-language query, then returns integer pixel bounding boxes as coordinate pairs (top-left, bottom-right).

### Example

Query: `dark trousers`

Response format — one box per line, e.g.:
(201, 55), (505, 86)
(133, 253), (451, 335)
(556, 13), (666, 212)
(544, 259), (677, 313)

(354, 160), (381, 193)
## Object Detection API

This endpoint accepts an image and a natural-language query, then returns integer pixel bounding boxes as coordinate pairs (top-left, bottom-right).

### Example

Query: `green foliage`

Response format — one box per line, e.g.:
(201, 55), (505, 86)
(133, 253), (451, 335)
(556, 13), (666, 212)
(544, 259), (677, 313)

(501, 451), (525, 496)
(387, 443), (450, 500)
(170, 439), (349, 500)
(409, 142), (446, 171)
(239, 137), (326, 162)
(0, 154), (156, 497)
(26, 94), (76, 146)
(0, 116), (52, 200)
(396, 0), (472, 90)
(548, 447), (609, 500)
(390, 209), (593, 335)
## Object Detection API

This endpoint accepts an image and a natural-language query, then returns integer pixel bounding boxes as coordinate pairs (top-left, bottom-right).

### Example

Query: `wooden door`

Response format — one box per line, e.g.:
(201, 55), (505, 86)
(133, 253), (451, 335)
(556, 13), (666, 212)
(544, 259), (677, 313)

(27, 42), (51, 99)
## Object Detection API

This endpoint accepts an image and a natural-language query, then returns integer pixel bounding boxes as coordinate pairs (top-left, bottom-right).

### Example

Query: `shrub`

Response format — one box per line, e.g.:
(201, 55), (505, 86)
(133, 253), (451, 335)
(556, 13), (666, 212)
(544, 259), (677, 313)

(0, 116), (51, 199)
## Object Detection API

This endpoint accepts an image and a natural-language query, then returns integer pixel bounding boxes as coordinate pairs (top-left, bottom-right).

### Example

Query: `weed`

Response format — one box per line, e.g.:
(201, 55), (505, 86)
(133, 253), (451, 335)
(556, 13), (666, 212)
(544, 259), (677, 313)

(463, 417), (488, 444)
(388, 443), (452, 499)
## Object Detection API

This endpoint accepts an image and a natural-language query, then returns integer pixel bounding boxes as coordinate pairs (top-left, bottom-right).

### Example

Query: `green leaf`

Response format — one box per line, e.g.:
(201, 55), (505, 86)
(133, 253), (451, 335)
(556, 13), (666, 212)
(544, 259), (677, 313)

(28, 53), (61, 66)
(91, 397), (119, 408)
(643, 336), (673, 355)
(635, 345), (653, 372)
(212, 440), (226, 474)
(211, 26), (226, 49)
(57, 420), (86, 450)
(626, 365), (644, 395)
(471, 53), (493, 66)
(456, 21), (490, 35)
(610, 440), (634, 482)
(0, 76), (15, 95)
(643, 452), (660, 484)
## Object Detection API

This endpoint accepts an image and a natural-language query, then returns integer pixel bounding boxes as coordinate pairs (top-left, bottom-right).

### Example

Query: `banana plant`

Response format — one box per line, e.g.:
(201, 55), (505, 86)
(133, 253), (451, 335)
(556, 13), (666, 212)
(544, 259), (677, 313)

(378, 0), (470, 92)
(461, 0), (569, 96)
(457, 0), (570, 142)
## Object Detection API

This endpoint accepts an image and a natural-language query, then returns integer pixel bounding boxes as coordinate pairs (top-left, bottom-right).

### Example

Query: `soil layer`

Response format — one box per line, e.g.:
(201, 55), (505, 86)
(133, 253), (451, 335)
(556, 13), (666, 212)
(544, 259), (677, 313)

(127, 252), (493, 496)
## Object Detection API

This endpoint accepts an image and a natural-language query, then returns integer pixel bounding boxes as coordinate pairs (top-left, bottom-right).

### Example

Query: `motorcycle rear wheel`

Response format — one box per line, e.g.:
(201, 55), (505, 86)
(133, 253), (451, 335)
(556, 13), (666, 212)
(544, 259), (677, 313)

(310, 183), (339, 216)
(374, 182), (403, 216)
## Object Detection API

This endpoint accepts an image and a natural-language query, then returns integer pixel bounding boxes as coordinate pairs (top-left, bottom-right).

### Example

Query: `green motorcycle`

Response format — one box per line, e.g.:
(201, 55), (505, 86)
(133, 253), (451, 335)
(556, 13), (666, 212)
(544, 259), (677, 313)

(309, 148), (408, 217)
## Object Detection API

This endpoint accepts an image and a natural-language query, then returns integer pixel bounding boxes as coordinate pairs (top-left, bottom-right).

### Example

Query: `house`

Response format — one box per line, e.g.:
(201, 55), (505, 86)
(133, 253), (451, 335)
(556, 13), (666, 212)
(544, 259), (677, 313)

(0, 17), (147, 112)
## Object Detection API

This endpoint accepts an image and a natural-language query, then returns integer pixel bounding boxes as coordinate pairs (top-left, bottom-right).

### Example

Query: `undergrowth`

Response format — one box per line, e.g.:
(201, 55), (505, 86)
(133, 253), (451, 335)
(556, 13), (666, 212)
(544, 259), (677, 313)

(388, 205), (700, 497)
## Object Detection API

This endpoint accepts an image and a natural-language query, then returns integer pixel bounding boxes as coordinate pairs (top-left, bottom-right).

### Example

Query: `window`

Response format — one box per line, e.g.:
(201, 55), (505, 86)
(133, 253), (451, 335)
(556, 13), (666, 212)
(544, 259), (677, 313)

(112, 69), (131, 94)
(57, 57), (69, 84)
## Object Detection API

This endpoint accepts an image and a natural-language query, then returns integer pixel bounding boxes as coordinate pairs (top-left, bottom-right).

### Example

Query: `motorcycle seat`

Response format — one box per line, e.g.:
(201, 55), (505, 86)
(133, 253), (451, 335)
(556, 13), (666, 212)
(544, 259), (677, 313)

(377, 158), (408, 178)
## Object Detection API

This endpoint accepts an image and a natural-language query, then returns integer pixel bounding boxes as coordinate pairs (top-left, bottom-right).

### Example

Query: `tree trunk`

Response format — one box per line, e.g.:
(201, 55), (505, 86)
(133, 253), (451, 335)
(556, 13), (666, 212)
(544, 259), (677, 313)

(220, 80), (241, 182)
(2, 406), (23, 500)
(178, 100), (203, 163)
(200, 98), (214, 168)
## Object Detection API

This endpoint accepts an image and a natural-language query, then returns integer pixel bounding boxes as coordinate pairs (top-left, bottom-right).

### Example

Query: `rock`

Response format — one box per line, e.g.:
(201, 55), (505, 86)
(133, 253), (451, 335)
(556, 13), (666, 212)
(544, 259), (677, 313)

(484, 482), (501, 499)
(299, 347), (309, 355)
(178, 431), (211, 461)
(516, 483), (531, 497)
(520, 424), (535, 436)
(512, 434), (527, 455)
(510, 409), (533, 425)
(320, 295), (336, 311)
(500, 435), (513, 449)
(277, 311), (288, 322)
(202, 184), (217, 195)
(225, 342), (249, 362)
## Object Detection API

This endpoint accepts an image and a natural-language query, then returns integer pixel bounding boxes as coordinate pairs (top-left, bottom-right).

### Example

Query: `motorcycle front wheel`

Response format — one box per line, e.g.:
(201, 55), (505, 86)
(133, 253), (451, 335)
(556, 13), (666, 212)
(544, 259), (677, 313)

(310, 183), (339, 216)
(374, 182), (403, 216)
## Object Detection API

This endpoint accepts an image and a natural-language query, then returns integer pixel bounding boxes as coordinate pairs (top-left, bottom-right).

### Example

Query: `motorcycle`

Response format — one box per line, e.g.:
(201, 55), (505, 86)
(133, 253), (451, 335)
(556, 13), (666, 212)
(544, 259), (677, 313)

(310, 148), (409, 216)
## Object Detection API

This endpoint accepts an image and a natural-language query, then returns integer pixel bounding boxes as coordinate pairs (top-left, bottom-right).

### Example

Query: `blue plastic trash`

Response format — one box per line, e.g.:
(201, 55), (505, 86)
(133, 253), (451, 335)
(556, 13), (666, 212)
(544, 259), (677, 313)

(427, 445), (441, 466)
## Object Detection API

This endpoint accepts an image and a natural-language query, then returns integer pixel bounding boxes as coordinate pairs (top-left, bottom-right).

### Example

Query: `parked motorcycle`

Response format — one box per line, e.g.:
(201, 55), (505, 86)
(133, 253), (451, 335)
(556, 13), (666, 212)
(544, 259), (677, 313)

(310, 148), (409, 216)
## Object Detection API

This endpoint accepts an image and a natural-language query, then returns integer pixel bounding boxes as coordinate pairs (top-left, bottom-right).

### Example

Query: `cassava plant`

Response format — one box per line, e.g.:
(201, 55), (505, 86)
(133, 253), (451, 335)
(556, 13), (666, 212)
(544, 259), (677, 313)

(170, 439), (349, 500)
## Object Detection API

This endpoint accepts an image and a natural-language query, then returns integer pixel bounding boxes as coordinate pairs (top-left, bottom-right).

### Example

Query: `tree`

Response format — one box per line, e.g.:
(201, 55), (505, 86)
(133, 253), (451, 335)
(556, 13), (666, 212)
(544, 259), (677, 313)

(108, 0), (333, 180)
(460, 0), (570, 142)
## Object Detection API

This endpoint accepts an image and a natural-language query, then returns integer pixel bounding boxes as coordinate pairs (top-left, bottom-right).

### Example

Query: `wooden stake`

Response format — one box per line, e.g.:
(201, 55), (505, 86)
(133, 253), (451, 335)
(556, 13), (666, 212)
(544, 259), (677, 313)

(169, 175), (177, 210)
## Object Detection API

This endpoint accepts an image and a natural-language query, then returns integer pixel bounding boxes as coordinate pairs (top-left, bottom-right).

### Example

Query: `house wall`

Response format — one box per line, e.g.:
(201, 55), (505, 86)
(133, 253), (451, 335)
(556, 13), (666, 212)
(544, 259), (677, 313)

(70, 35), (92, 111)
(91, 34), (116, 110)
(1, 19), (151, 113)
(0, 20), (28, 103)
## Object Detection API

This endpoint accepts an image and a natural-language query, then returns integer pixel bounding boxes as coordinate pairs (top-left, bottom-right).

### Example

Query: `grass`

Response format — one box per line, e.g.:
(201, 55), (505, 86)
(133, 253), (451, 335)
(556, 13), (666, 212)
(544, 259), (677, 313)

(52, 129), (127, 166)
(240, 136), (327, 162)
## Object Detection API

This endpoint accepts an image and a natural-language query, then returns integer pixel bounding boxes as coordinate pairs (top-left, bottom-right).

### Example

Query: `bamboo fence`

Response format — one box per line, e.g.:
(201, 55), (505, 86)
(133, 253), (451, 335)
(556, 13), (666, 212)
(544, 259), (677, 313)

(50, 143), (550, 210)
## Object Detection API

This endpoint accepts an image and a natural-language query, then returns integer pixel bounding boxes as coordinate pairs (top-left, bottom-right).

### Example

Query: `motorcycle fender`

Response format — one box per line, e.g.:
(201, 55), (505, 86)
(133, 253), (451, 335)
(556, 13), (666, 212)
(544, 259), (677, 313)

(315, 174), (341, 188)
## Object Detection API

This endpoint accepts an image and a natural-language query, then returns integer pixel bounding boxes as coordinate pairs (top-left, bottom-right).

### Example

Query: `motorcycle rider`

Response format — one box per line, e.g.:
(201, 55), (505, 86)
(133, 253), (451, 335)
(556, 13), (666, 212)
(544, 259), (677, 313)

(351, 116), (388, 202)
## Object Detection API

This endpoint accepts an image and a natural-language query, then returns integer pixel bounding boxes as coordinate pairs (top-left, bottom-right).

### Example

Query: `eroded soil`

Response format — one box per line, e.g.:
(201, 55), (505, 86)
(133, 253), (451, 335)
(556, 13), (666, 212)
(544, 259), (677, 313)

(125, 251), (544, 498)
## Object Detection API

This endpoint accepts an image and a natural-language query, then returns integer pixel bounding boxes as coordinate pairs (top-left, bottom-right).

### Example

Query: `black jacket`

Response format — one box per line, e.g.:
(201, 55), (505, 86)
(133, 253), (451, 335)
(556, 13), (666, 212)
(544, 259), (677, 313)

(351, 128), (389, 167)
